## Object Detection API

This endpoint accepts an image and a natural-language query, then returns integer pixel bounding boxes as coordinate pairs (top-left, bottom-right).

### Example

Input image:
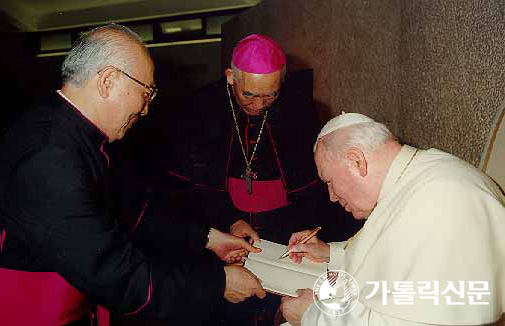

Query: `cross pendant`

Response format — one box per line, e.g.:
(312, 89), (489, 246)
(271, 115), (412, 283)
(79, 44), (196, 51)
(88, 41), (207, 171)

(242, 167), (257, 195)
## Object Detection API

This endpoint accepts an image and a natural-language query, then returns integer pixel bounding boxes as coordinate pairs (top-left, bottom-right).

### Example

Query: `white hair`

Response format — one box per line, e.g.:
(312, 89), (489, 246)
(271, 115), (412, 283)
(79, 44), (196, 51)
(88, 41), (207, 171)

(231, 63), (286, 82)
(61, 24), (147, 87)
(316, 115), (394, 159)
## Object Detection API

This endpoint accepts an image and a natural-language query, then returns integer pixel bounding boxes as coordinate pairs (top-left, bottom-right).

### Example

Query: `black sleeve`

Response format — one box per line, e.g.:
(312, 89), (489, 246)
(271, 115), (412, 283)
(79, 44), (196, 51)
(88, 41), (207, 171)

(191, 188), (244, 231)
(3, 146), (225, 320)
(128, 190), (211, 256)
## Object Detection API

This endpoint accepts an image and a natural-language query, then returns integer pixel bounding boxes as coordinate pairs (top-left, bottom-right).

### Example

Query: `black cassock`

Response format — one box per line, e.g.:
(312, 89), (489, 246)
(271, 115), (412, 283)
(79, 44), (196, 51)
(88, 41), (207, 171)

(153, 70), (363, 325)
(158, 69), (363, 247)
(0, 93), (225, 325)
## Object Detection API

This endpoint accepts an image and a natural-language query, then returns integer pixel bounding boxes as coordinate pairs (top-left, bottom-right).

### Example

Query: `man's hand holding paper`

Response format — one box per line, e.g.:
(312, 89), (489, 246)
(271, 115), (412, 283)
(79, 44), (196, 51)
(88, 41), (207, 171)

(230, 219), (260, 243)
(206, 228), (261, 263)
(224, 265), (266, 303)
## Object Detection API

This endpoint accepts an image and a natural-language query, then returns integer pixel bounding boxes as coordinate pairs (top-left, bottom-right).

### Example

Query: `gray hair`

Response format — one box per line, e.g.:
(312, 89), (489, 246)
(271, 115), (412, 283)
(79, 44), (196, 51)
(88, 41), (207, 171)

(320, 121), (395, 159)
(231, 63), (286, 82)
(61, 24), (147, 87)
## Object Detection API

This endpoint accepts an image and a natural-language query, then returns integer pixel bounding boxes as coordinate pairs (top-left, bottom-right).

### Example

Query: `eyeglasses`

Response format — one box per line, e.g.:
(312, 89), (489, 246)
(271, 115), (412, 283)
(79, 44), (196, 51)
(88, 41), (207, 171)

(117, 68), (158, 103)
(99, 66), (158, 103)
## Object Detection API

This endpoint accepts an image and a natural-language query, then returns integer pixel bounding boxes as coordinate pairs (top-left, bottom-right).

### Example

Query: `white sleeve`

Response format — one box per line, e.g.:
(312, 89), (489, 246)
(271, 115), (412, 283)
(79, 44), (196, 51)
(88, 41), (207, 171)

(301, 301), (450, 326)
(301, 300), (369, 326)
(328, 241), (346, 270)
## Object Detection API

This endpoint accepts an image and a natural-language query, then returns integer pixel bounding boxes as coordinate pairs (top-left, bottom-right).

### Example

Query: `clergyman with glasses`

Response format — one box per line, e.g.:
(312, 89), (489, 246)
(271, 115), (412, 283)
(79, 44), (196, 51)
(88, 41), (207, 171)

(0, 24), (265, 325)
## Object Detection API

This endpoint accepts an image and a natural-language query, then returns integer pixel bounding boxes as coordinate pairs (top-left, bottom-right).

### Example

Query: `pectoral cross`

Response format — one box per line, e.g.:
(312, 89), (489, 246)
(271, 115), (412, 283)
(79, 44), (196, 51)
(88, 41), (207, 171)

(242, 166), (257, 195)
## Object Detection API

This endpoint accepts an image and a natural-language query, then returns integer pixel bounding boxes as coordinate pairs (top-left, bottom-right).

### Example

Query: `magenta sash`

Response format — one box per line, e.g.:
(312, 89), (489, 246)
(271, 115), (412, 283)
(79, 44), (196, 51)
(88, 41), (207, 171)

(0, 229), (109, 325)
(228, 177), (289, 213)
(0, 269), (90, 325)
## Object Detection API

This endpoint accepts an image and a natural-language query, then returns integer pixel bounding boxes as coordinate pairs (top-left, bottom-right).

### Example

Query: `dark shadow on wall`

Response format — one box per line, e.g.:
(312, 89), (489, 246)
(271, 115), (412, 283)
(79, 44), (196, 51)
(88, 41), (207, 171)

(314, 100), (334, 125)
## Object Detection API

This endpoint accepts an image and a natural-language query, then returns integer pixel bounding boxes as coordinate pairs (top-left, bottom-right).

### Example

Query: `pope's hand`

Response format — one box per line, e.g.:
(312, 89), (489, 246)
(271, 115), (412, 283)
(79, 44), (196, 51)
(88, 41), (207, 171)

(224, 265), (266, 303)
(230, 219), (260, 243)
(287, 230), (330, 264)
(281, 289), (314, 326)
(206, 228), (261, 263)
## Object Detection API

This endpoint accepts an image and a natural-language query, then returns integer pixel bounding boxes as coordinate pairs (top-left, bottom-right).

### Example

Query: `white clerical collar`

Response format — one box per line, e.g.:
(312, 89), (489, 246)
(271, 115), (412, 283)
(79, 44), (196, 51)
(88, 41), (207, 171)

(57, 90), (77, 108)
(377, 145), (419, 202)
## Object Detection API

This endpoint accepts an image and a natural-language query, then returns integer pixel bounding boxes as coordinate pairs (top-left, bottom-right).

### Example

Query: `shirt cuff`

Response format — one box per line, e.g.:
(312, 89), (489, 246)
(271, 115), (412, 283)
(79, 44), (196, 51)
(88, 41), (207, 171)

(328, 241), (346, 270)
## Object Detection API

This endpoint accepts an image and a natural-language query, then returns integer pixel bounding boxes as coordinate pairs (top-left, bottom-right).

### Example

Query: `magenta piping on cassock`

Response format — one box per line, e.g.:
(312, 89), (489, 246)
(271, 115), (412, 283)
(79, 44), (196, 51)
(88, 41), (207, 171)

(100, 140), (110, 168)
(0, 228), (4, 252)
(124, 267), (153, 316)
(245, 115), (250, 155)
(194, 183), (226, 191)
(265, 122), (288, 191)
(168, 170), (191, 181)
(265, 122), (319, 195)
(167, 171), (226, 191)
(225, 124), (234, 191)
(288, 179), (318, 194)
(130, 200), (149, 235)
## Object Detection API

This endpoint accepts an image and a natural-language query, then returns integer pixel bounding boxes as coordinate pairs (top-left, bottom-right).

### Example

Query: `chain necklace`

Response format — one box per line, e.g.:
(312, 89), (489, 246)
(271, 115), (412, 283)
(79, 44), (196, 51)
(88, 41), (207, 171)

(226, 83), (268, 194)
(344, 148), (420, 250)
(394, 148), (419, 183)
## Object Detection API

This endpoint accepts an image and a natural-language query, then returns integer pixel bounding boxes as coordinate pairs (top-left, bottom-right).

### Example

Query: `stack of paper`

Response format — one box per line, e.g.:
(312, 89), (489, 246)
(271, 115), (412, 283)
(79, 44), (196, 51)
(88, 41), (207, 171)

(244, 239), (327, 297)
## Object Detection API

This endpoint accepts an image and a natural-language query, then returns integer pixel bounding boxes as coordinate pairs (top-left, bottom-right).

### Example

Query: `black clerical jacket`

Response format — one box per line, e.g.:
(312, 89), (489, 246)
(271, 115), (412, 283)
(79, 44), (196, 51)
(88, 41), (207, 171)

(0, 93), (225, 323)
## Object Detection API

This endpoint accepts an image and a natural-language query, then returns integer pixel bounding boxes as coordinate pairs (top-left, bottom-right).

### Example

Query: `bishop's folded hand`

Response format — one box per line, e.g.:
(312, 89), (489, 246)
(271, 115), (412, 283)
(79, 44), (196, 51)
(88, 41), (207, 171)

(206, 228), (261, 263)
(230, 219), (260, 244)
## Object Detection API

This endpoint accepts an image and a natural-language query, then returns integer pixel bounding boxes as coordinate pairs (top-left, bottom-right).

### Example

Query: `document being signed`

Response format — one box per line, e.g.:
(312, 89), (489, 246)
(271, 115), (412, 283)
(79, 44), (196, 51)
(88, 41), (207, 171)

(244, 239), (327, 297)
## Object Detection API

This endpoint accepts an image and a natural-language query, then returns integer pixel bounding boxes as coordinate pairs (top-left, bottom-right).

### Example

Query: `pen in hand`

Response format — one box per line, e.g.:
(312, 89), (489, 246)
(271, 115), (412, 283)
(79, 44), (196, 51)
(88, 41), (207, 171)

(278, 226), (322, 259)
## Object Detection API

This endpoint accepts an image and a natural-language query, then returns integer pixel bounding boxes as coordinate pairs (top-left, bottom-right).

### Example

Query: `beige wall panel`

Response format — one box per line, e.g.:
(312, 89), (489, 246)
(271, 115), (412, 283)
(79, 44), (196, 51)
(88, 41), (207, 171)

(222, 0), (505, 167)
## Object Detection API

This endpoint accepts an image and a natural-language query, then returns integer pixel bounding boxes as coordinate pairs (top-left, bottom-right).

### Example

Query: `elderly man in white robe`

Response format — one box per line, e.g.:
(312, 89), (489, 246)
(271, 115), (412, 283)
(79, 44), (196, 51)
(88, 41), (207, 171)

(280, 112), (505, 326)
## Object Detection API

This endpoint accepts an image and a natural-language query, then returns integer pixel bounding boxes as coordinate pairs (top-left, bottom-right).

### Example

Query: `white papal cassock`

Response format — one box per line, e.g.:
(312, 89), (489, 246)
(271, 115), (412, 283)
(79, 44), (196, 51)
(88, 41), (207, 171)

(302, 145), (505, 326)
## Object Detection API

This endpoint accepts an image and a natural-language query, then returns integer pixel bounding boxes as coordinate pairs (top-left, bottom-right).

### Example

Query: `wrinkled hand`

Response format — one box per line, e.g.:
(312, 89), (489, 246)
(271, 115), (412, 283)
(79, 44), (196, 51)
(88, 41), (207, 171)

(230, 219), (260, 243)
(281, 289), (314, 326)
(227, 220), (260, 262)
(206, 228), (261, 263)
(288, 230), (330, 264)
(224, 265), (266, 303)
(224, 248), (249, 264)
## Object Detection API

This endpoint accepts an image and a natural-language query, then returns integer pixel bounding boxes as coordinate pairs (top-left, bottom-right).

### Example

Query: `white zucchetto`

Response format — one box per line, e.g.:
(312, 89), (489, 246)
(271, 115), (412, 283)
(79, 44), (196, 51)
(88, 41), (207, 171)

(316, 111), (376, 142)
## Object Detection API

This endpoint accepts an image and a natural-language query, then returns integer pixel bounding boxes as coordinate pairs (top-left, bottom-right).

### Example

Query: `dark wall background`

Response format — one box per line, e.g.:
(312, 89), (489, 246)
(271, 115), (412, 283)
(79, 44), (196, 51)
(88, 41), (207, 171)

(0, 36), (222, 137)
(102, 42), (223, 216)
